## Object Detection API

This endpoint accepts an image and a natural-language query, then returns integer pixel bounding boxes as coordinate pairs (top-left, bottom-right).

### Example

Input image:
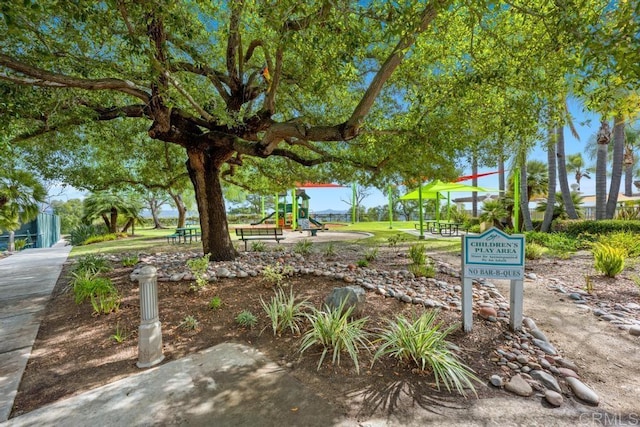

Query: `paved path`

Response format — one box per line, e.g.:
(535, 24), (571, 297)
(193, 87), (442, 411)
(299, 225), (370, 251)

(0, 243), (72, 422)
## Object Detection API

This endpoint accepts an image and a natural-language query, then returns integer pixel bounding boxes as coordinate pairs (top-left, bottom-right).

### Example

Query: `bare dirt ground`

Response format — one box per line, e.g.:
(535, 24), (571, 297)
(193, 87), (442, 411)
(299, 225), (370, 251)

(9, 240), (640, 423)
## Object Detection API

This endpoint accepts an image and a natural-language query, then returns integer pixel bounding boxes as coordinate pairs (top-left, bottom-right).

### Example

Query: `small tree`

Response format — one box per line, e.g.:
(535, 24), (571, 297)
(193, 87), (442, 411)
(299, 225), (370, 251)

(0, 170), (46, 251)
(82, 191), (143, 234)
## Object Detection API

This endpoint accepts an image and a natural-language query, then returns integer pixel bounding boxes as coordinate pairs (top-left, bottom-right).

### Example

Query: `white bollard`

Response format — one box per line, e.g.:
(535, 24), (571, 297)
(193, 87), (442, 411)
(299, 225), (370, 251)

(134, 265), (164, 368)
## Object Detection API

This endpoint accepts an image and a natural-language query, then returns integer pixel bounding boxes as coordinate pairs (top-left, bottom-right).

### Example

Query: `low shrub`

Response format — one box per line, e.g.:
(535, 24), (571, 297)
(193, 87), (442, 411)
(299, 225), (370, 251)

(555, 219), (640, 237)
(294, 239), (313, 256)
(251, 241), (267, 252)
(525, 242), (548, 260)
(323, 243), (336, 258)
(72, 254), (112, 275)
(262, 263), (293, 287)
(83, 233), (123, 245)
(300, 300), (371, 374)
(598, 232), (640, 258)
(364, 247), (379, 262)
(409, 263), (435, 278)
(408, 243), (426, 265)
(68, 224), (99, 246)
(179, 315), (200, 330)
(235, 310), (258, 328)
(121, 254), (139, 267)
(592, 243), (625, 278)
(372, 310), (479, 396)
(71, 271), (120, 314)
(356, 259), (369, 268)
(208, 296), (222, 310)
(186, 253), (211, 289)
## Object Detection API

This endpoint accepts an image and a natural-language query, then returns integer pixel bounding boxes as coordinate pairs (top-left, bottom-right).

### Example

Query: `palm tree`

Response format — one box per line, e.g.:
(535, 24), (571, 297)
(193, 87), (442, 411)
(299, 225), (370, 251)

(541, 129), (557, 232)
(595, 120), (611, 220)
(555, 104), (581, 219)
(536, 191), (585, 221)
(605, 116), (625, 218)
(623, 126), (639, 196)
(565, 153), (591, 191)
(480, 199), (508, 229)
(82, 191), (143, 234)
(0, 170), (46, 251)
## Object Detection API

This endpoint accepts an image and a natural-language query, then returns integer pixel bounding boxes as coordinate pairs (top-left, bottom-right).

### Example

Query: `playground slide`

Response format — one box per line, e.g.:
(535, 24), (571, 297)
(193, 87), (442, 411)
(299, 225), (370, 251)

(251, 211), (276, 225)
(309, 217), (326, 230)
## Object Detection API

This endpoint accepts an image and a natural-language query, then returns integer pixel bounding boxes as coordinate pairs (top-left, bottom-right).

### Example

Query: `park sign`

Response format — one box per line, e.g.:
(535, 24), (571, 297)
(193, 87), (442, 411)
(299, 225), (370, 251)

(463, 227), (525, 280)
(461, 227), (526, 332)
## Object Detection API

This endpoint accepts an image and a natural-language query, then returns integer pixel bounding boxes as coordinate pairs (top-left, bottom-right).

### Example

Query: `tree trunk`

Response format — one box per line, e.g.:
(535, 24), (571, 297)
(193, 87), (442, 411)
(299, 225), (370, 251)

(605, 116), (625, 218)
(541, 132), (557, 232)
(624, 145), (634, 196)
(169, 192), (187, 228)
(498, 155), (505, 195)
(186, 148), (237, 261)
(121, 218), (134, 233)
(520, 161), (533, 232)
(149, 198), (164, 229)
(109, 207), (118, 233)
(471, 154), (478, 217)
(101, 213), (111, 231)
(8, 230), (15, 252)
(595, 120), (611, 220)
(555, 126), (578, 219)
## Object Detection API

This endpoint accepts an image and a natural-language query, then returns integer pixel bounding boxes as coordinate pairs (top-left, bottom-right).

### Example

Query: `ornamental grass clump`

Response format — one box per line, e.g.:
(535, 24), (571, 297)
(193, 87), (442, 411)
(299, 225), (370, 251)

(372, 310), (480, 397)
(300, 300), (371, 374)
(261, 287), (311, 336)
(592, 243), (625, 278)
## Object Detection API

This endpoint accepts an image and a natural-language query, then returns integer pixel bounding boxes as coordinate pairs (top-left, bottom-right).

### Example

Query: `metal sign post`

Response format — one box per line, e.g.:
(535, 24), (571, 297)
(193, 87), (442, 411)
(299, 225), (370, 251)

(461, 227), (525, 332)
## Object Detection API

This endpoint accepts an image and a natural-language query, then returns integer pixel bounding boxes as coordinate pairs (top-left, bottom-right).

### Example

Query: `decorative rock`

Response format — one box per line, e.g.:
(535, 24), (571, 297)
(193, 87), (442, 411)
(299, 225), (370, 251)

(557, 359), (579, 371)
(479, 306), (497, 319)
(490, 375), (504, 387)
(324, 286), (366, 316)
(566, 377), (600, 405)
(504, 374), (533, 397)
(216, 267), (231, 278)
(530, 370), (561, 393)
(523, 317), (537, 330)
(532, 338), (557, 355)
(629, 326), (640, 337)
(556, 367), (579, 378)
(544, 390), (564, 407)
(530, 328), (550, 343)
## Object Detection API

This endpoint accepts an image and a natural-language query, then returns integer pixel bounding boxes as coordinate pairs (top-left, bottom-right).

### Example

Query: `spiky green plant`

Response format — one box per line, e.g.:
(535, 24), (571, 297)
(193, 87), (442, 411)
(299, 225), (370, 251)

(294, 239), (313, 255)
(372, 310), (480, 396)
(179, 315), (199, 330)
(208, 296), (222, 310)
(72, 254), (112, 275)
(592, 243), (625, 278)
(525, 242), (547, 260)
(261, 288), (311, 335)
(235, 310), (258, 328)
(300, 300), (371, 374)
(364, 247), (379, 261)
(408, 244), (426, 265)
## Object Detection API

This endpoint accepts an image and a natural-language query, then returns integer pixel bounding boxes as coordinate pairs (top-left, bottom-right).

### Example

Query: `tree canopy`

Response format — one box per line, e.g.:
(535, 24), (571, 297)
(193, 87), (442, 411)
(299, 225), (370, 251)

(1, 0), (634, 259)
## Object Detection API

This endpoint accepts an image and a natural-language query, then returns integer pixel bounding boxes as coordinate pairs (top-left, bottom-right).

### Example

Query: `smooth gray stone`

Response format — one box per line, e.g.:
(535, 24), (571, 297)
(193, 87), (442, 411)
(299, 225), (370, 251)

(490, 375), (503, 387)
(532, 338), (557, 355)
(566, 377), (600, 405)
(504, 374), (533, 397)
(530, 370), (561, 393)
(530, 328), (550, 343)
(523, 317), (537, 330)
(629, 325), (640, 337)
(545, 390), (564, 407)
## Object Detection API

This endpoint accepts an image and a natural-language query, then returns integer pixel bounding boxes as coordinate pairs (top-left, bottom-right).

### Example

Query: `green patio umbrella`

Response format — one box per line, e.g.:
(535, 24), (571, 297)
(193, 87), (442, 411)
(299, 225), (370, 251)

(400, 180), (497, 237)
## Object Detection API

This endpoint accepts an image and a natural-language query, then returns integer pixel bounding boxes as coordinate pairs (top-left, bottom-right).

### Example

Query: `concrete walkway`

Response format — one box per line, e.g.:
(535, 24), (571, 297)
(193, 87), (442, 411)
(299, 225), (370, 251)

(0, 243), (72, 422)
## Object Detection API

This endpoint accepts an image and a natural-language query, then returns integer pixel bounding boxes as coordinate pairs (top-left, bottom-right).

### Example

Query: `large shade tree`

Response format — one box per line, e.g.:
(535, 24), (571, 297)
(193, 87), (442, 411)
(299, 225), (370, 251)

(0, 1), (616, 259)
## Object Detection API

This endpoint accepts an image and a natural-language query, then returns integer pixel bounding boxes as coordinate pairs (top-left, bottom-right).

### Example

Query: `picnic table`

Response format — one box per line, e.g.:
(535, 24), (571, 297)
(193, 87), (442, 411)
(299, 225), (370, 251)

(166, 227), (201, 244)
(415, 220), (463, 236)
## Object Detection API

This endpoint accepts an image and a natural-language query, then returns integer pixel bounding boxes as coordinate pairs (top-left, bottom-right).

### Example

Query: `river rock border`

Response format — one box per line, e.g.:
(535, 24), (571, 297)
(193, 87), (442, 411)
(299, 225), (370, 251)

(121, 250), (606, 408)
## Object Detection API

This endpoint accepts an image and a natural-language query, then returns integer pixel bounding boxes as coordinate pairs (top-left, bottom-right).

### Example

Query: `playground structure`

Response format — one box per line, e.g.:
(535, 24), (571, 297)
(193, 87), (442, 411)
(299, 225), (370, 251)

(251, 189), (326, 230)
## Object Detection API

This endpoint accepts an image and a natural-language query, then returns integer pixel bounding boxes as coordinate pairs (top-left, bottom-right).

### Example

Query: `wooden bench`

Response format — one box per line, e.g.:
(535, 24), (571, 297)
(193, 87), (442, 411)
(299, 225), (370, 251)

(235, 227), (285, 251)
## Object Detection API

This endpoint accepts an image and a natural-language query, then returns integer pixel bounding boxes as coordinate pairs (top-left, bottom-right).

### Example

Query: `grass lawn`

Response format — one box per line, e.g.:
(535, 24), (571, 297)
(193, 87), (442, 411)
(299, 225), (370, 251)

(68, 221), (463, 258)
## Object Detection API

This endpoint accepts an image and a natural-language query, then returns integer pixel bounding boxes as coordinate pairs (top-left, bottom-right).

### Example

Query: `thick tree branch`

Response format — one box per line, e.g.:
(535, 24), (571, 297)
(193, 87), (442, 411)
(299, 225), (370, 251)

(343, 1), (445, 139)
(0, 54), (151, 102)
(163, 71), (214, 121)
(171, 62), (231, 103)
(226, 1), (243, 92)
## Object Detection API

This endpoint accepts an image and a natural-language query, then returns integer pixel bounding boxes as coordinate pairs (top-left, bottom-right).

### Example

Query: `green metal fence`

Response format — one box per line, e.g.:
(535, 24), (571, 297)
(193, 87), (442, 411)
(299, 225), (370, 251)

(0, 212), (60, 250)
